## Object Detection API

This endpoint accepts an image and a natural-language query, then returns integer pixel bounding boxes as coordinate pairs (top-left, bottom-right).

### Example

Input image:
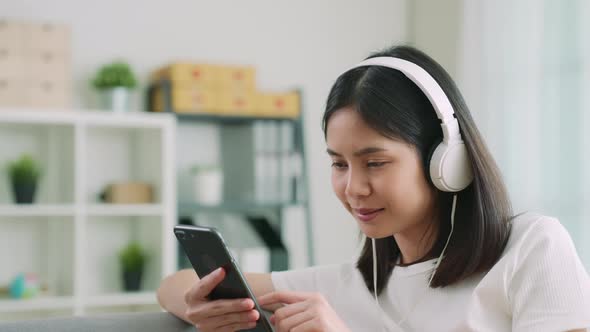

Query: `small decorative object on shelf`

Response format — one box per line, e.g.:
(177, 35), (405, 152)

(9, 272), (40, 299)
(92, 61), (137, 112)
(99, 182), (154, 204)
(119, 242), (147, 292)
(190, 164), (223, 205)
(8, 154), (41, 204)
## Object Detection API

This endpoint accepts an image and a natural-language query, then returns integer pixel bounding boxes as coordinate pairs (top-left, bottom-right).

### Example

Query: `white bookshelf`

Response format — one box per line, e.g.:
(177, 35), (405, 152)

(0, 204), (76, 217)
(0, 109), (177, 320)
(0, 296), (74, 312)
(86, 292), (158, 307)
(86, 204), (164, 217)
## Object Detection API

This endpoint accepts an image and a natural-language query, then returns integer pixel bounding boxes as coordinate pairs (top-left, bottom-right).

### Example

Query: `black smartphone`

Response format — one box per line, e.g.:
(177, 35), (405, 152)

(174, 225), (274, 332)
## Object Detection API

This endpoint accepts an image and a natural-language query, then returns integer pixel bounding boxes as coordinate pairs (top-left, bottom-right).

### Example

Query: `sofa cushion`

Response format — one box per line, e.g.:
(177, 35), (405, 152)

(0, 312), (194, 332)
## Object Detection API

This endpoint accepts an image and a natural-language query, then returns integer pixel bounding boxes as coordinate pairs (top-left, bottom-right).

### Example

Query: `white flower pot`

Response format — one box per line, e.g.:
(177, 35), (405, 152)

(100, 87), (131, 112)
(192, 169), (223, 205)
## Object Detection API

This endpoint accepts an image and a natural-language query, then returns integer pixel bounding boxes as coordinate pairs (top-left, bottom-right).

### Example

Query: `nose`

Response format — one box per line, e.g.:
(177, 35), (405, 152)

(344, 167), (371, 198)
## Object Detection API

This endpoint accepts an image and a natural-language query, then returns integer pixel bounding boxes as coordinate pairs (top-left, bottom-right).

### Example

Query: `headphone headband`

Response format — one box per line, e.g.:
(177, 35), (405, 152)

(351, 57), (461, 144)
(348, 56), (473, 192)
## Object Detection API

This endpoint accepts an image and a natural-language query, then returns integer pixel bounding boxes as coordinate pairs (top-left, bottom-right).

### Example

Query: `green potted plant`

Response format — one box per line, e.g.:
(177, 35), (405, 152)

(8, 155), (41, 204)
(92, 61), (137, 112)
(118, 242), (147, 291)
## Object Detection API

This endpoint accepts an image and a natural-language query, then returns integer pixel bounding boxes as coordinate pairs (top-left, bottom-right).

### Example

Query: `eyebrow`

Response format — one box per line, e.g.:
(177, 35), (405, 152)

(326, 147), (388, 157)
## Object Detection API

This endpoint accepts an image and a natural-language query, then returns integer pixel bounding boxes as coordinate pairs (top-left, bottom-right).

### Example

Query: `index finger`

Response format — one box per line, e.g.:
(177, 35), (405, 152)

(257, 290), (313, 306)
(185, 267), (225, 304)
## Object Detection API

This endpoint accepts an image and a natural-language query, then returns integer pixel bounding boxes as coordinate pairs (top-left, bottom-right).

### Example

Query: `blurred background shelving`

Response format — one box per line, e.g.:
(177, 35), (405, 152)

(0, 110), (176, 319)
(147, 68), (315, 273)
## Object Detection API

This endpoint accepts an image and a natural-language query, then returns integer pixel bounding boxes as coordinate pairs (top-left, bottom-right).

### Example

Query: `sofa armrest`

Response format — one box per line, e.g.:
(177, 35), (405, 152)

(0, 311), (195, 332)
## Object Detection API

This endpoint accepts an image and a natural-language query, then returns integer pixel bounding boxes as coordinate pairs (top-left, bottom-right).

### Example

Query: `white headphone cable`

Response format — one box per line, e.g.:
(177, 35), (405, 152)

(372, 237), (379, 307)
(428, 193), (457, 285)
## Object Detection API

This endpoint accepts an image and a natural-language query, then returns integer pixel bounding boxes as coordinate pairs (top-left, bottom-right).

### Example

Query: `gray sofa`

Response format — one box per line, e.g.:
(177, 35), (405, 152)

(0, 312), (195, 332)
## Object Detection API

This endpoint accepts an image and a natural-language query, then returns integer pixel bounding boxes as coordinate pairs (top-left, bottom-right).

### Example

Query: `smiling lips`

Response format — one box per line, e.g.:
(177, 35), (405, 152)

(353, 208), (385, 222)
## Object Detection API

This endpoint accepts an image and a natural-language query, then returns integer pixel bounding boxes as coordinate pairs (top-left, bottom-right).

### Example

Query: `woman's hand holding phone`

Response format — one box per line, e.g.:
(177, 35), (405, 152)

(184, 267), (261, 332)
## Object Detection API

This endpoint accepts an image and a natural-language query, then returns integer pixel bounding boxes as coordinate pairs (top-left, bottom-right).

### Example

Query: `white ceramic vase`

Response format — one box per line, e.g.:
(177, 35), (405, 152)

(100, 87), (131, 112)
(192, 169), (223, 205)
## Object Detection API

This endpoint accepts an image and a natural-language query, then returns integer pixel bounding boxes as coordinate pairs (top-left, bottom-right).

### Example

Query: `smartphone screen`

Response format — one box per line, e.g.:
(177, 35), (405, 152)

(174, 225), (274, 331)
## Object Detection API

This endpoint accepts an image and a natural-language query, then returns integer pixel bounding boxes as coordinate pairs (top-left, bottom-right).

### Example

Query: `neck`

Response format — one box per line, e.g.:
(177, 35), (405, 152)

(394, 217), (439, 265)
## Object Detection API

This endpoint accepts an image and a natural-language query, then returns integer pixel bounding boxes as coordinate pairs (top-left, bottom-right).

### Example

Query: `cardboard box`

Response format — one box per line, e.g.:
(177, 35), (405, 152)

(26, 79), (70, 108)
(25, 22), (70, 54)
(0, 78), (26, 107)
(26, 51), (69, 81)
(256, 92), (300, 118)
(218, 91), (256, 115)
(152, 63), (221, 88)
(153, 85), (220, 114)
(0, 20), (71, 109)
(0, 52), (25, 79)
(218, 65), (256, 93)
(104, 182), (154, 204)
(0, 20), (26, 51)
(151, 87), (164, 112)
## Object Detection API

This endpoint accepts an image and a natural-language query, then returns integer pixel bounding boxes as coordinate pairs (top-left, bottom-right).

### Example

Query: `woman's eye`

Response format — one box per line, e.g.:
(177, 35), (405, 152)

(367, 162), (387, 168)
(331, 162), (347, 169)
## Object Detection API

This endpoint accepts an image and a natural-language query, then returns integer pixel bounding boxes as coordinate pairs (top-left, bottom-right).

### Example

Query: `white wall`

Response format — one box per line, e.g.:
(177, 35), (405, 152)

(2, 0), (407, 266)
(408, 0), (462, 79)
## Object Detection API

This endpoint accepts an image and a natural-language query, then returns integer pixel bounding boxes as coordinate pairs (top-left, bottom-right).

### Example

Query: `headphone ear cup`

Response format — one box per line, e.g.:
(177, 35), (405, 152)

(425, 138), (443, 187)
(429, 140), (473, 192)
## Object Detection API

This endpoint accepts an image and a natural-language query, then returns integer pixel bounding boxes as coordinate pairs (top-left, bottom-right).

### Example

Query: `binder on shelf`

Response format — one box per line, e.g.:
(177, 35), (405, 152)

(252, 121), (301, 205)
(245, 216), (288, 271)
(231, 246), (270, 274)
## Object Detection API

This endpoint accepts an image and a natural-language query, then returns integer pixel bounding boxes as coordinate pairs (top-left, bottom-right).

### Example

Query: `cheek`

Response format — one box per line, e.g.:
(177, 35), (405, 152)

(331, 172), (347, 199)
(374, 172), (403, 202)
(376, 166), (424, 206)
(385, 166), (434, 212)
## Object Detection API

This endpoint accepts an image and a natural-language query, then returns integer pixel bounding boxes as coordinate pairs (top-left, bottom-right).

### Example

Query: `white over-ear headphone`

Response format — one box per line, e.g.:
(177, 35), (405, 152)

(351, 57), (473, 192)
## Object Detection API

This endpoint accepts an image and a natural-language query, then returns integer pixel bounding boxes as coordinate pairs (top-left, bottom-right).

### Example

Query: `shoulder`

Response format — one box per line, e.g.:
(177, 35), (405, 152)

(505, 212), (575, 255)
(500, 211), (586, 283)
(498, 213), (590, 329)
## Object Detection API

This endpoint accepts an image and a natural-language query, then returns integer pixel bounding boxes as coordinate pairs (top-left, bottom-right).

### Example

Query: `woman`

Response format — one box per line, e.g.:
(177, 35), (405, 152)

(158, 46), (590, 331)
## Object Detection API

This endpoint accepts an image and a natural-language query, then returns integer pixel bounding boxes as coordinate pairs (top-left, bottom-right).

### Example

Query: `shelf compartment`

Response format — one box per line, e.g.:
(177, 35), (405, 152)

(85, 217), (163, 296)
(0, 217), (75, 299)
(0, 122), (75, 205)
(85, 127), (164, 205)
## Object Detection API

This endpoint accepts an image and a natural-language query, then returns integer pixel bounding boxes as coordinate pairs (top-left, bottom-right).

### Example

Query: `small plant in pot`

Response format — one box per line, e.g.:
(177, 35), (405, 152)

(92, 61), (137, 112)
(119, 242), (147, 292)
(8, 155), (41, 204)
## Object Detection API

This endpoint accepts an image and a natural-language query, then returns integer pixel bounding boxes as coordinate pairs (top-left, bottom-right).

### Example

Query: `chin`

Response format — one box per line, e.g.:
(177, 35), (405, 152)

(358, 224), (393, 239)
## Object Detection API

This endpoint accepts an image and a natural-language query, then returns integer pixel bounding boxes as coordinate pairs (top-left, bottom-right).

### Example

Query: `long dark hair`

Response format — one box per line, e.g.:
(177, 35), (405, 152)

(322, 45), (513, 293)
